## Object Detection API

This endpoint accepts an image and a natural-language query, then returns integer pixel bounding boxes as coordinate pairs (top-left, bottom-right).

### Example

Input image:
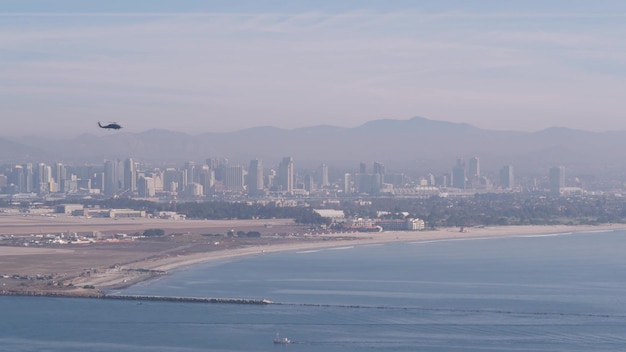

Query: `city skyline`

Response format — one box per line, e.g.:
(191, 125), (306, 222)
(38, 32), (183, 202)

(3, 1), (626, 137)
(4, 1), (626, 346)
(2, 154), (583, 202)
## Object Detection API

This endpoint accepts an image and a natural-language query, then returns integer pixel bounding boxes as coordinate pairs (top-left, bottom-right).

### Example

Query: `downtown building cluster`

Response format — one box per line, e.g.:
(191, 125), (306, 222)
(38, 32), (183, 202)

(0, 155), (576, 202)
(0, 157), (309, 201)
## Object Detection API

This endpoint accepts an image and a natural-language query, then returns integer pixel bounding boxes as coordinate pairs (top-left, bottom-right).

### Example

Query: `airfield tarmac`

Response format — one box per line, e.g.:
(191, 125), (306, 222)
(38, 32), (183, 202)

(0, 212), (295, 236)
(0, 213), (305, 295)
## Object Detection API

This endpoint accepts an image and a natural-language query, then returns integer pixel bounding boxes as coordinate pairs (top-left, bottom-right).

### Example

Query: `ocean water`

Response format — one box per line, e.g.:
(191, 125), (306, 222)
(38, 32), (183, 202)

(2, 230), (626, 351)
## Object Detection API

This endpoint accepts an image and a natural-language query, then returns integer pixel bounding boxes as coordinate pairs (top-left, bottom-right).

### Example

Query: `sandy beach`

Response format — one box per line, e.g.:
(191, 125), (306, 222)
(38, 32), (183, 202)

(1, 217), (623, 297)
(61, 223), (623, 292)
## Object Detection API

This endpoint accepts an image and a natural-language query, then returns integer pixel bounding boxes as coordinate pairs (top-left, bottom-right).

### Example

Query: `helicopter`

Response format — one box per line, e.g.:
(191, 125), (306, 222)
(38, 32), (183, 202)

(97, 122), (122, 130)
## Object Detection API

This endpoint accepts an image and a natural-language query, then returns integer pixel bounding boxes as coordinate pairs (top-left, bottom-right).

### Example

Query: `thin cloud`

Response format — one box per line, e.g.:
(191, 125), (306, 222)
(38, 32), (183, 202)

(2, 8), (626, 136)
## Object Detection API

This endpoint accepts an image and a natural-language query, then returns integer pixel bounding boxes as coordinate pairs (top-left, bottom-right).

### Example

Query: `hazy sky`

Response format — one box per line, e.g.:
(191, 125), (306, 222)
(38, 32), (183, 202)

(3, 1), (626, 137)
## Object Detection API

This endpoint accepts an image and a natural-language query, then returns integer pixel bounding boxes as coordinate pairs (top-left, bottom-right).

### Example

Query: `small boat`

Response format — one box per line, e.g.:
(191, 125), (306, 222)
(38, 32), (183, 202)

(273, 332), (292, 344)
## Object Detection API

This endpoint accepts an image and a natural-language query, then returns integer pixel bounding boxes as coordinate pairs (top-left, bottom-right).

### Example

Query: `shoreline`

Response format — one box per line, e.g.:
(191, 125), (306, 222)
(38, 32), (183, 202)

(2, 223), (623, 298)
(73, 223), (624, 292)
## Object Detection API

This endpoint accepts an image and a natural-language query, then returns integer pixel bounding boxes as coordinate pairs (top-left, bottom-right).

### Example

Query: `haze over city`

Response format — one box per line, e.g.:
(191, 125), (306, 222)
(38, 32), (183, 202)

(3, 0), (626, 137)
(5, 3), (626, 351)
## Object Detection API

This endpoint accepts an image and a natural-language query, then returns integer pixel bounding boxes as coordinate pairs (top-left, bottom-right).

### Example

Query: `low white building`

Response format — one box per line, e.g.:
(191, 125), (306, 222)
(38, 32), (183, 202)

(313, 209), (345, 221)
(376, 218), (425, 231)
(55, 204), (84, 214)
(158, 211), (186, 220)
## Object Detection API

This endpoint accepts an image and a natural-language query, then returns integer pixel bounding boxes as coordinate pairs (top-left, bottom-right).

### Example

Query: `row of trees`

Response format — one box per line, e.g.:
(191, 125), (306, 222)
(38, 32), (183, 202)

(44, 193), (626, 228)
(50, 198), (331, 225)
(343, 193), (626, 227)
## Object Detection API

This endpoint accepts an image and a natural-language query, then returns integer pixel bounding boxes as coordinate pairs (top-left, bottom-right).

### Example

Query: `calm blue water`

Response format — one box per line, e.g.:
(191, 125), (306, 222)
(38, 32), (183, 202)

(2, 230), (626, 351)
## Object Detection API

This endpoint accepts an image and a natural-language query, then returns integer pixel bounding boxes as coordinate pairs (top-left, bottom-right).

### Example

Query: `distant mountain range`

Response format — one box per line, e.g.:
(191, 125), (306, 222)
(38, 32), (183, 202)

(1, 117), (624, 176)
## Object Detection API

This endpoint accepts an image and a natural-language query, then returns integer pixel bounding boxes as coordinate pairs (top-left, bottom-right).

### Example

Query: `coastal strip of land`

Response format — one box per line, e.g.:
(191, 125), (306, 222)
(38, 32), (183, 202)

(1, 222), (622, 298)
(51, 224), (626, 291)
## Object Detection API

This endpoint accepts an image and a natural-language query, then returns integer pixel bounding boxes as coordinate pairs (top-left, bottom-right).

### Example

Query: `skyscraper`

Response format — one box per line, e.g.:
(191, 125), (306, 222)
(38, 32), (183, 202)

(359, 162), (367, 174)
(53, 163), (66, 193)
(163, 168), (184, 193)
(304, 174), (315, 192)
(468, 156), (480, 178)
(36, 163), (51, 194)
(452, 159), (466, 189)
(103, 160), (119, 196)
(357, 173), (381, 195)
(184, 161), (196, 184)
(318, 164), (329, 187)
(24, 163), (33, 193)
(9, 165), (25, 193)
(224, 165), (245, 192)
(198, 165), (215, 195)
(124, 158), (137, 194)
(266, 169), (276, 189)
(499, 165), (514, 189)
(206, 158), (228, 182)
(138, 176), (155, 197)
(343, 173), (352, 194)
(549, 166), (565, 195)
(278, 157), (294, 193)
(151, 169), (164, 192)
(247, 159), (264, 194)
(373, 161), (385, 183)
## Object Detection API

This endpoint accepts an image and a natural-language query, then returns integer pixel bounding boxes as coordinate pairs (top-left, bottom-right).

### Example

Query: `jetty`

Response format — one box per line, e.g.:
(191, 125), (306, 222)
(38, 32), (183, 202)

(103, 294), (273, 305)
(1, 290), (273, 305)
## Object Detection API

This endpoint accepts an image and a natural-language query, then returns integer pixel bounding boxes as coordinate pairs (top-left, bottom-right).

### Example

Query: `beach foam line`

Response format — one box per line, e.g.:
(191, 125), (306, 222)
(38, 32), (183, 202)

(297, 243), (382, 254)
(296, 249), (323, 254)
(327, 246), (355, 251)
(297, 245), (356, 254)
(517, 232), (573, 238)
(409, 237), (493, 245)
(578, 229), (615, 234)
